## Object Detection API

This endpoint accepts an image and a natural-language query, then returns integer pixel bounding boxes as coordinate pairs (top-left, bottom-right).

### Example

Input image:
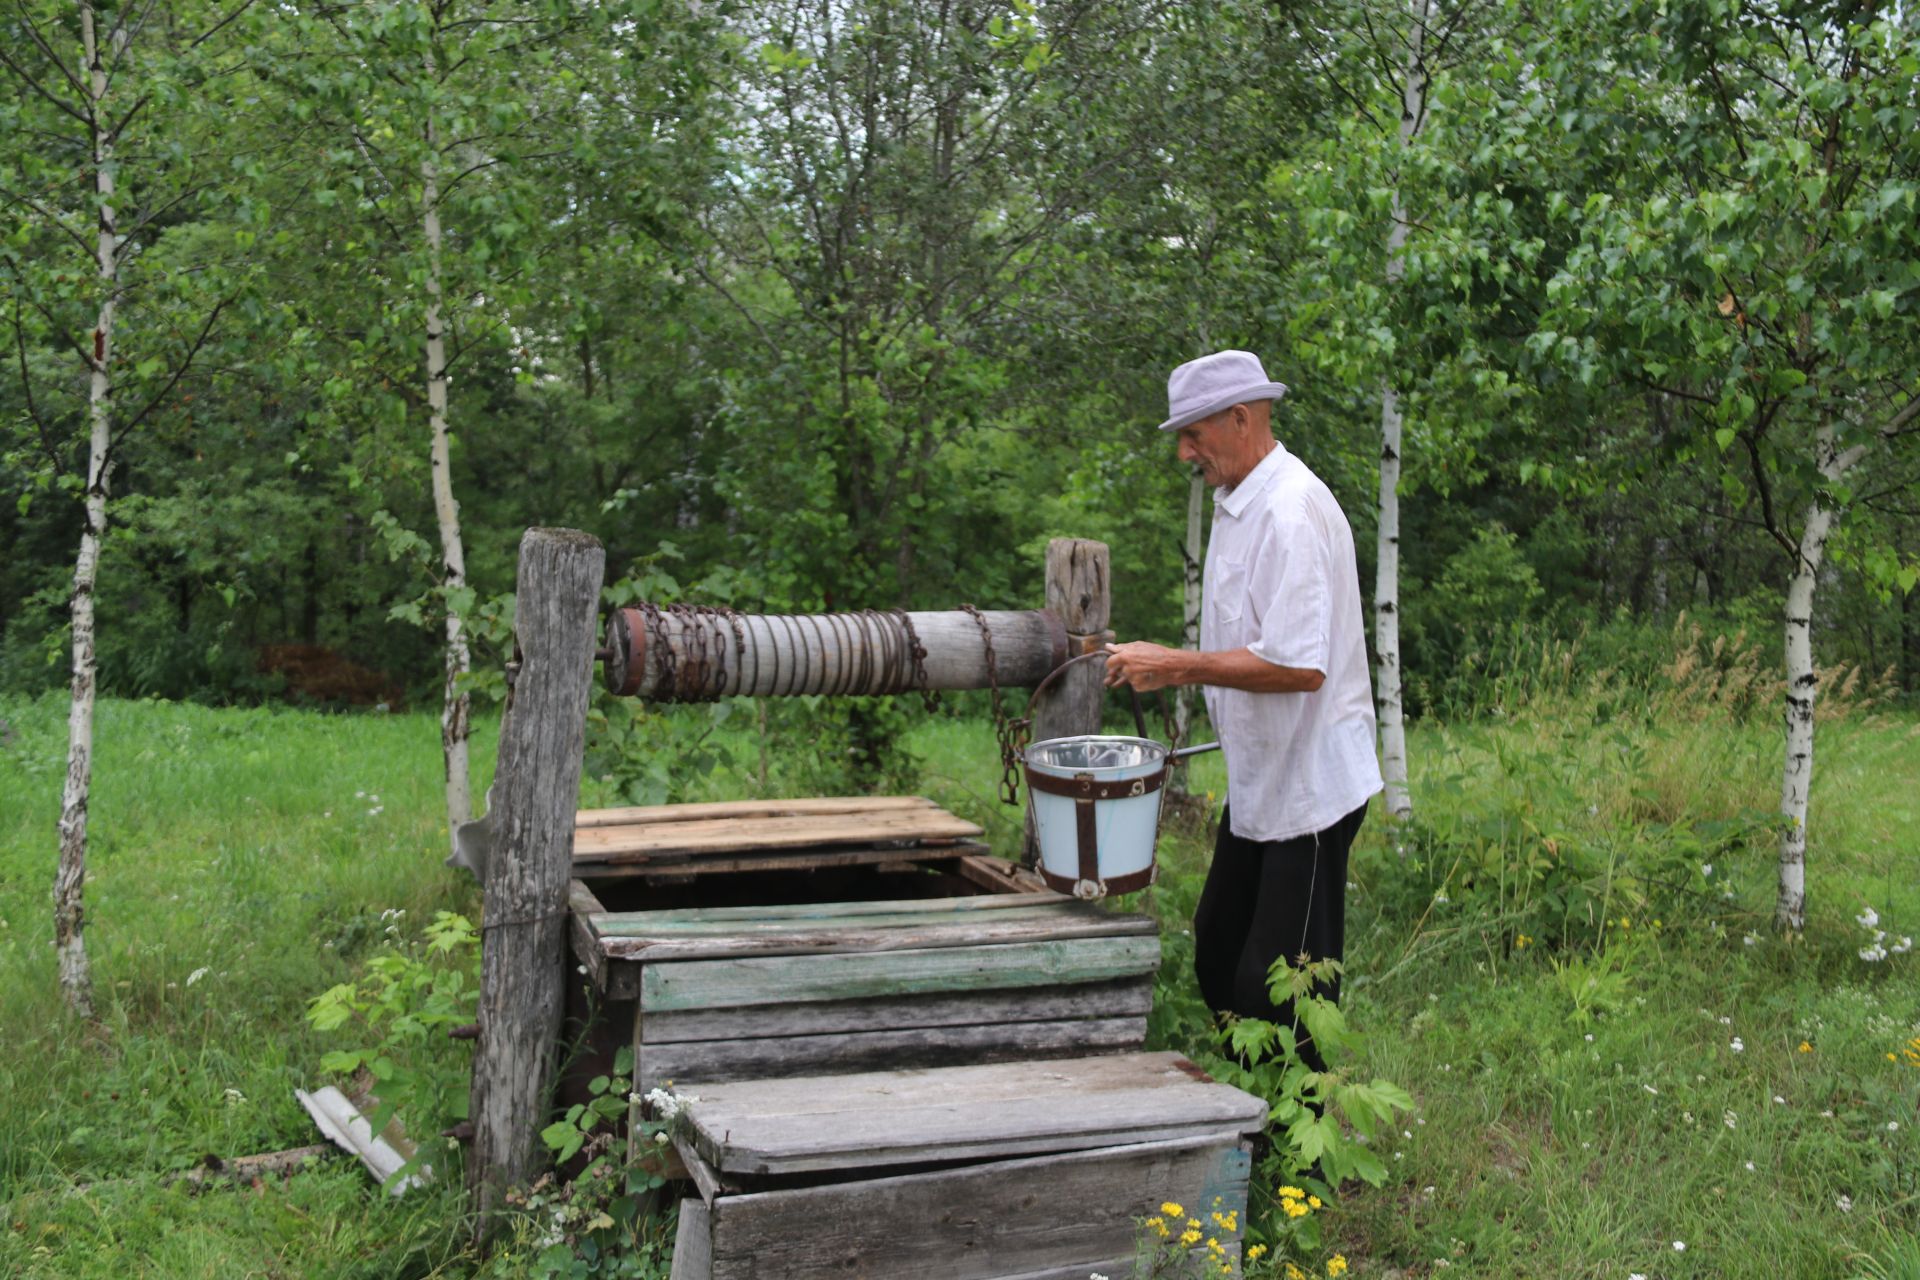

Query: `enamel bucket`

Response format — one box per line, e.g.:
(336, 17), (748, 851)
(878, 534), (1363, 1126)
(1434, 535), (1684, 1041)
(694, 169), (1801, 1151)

(1024, 733), (1170, 898)
(1018, 651), (1219, 900)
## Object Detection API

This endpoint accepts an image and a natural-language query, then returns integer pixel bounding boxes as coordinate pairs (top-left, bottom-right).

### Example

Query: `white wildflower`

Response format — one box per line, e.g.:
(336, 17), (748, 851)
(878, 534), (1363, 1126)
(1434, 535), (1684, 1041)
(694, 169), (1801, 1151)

(1643, 1084), (1659, 1095)
(1433, 892), (1449, 904)
(1894, 937), (1914, 955)
(1743, 932), (1759, 946)
(1773, 1095), (1786, 1105)
(224, 1087), (246, 1104)
(1718, 1015), (1732, 1025)
(1701, 863), (1712, 877)
(1888, 1121), (1900, 1132)
(1672, 1241), (1686, 1253)
(1730, 1037), (1745, 1053)
(186, 966), (210, 987)
(1857, 907), (1880, 929)
(1836, 1195), (1853, 1213)
(1723, 1110), (1737, 1130)
(1744, 1161), (1755, 1171)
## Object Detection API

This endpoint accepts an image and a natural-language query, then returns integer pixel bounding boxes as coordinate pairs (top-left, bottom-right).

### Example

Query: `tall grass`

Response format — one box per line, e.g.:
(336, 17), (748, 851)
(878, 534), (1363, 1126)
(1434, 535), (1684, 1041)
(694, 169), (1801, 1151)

(1, 630), (1915, 1278)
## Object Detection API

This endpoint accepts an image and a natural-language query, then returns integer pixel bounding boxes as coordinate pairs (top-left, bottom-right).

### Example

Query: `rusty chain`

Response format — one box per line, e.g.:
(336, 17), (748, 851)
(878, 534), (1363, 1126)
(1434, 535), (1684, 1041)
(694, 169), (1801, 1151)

(959, 603), (1027, 806)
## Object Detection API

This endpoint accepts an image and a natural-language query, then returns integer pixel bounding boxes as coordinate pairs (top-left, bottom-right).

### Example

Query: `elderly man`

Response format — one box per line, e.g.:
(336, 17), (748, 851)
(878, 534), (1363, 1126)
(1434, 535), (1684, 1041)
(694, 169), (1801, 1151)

(1104, 350), (1382, 1064)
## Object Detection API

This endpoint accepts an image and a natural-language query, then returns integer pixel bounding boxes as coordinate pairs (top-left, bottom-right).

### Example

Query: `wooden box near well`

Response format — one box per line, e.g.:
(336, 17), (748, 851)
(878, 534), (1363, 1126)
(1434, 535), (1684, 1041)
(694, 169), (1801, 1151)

(666, 1052), (1265, 1280)
(565, 797), (1162, 1107)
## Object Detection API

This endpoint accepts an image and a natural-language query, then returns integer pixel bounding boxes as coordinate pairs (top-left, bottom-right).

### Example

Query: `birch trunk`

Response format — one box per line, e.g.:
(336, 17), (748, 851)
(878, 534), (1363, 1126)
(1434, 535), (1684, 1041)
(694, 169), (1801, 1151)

(56, 5), (123, 1019)
(1776, 421), (1861, 930)
(422, 96), (473, 852)
(1373, 0), (1429, 823)
(1171, 470), (1204, 771)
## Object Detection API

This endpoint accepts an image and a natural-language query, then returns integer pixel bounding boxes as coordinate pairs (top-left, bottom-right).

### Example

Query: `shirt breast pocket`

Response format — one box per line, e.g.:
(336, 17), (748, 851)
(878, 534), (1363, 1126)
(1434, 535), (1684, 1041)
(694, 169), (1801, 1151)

(1208, 555), (1250, 632)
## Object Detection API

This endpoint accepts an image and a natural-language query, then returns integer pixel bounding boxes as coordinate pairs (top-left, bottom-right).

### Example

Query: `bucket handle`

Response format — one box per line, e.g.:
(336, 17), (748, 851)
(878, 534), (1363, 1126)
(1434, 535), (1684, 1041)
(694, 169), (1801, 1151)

(1024, 650), (1221, 762)
(1024, 650), (1150, 739)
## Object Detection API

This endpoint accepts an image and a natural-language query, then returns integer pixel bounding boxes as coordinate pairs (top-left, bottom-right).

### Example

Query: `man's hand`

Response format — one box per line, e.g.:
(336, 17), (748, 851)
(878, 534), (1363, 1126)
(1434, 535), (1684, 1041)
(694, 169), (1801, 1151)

(1103, 641), (1189, 691)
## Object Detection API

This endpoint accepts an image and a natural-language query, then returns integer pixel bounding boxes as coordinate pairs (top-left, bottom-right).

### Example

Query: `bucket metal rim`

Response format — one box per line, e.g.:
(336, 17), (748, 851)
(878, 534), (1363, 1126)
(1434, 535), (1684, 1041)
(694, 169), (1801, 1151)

(1022, 733), (1169, 773)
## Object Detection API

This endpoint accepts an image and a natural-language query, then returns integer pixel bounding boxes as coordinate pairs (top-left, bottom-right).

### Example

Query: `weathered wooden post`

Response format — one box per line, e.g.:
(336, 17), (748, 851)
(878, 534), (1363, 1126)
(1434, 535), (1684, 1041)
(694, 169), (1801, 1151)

(468, 527), (605, 1236)
(1026, 538), (1112, 864)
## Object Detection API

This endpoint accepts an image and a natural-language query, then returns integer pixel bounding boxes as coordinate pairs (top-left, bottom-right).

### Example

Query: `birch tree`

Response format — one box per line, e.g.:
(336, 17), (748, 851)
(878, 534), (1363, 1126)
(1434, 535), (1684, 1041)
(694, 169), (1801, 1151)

(0, 0), (256, 1014)
(1485, 0), (1920, 928)
(1371, 0), (1432, 821)
(282, 0), (613, 852)
(1283, 0), (1504, 820)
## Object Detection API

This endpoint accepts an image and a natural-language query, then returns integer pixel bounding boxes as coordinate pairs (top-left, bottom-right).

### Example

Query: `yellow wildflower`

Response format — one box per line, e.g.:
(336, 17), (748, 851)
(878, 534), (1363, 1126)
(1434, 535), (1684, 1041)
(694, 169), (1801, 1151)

(1246, 1244), (1268, 1261)
(1284, 1265), (1306, 1280)
(1279, 1185), (1305, 1200)
(1161, 1202), (1185, 1218)
(1207, 1237), (1226, 1255)
(1308, 1195), (1323, 1209)
(1798, 1041), (1813, 1053)
(1181, 1228), (1203, 1246)
(1283, 1199), (1310, 1219)
(1327, 1255), (1350, 1278)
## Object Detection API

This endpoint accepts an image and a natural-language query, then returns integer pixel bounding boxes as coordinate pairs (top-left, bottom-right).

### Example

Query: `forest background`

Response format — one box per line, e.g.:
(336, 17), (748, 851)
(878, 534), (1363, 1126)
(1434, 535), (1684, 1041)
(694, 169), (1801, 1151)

(3, 0), (1919, 1275)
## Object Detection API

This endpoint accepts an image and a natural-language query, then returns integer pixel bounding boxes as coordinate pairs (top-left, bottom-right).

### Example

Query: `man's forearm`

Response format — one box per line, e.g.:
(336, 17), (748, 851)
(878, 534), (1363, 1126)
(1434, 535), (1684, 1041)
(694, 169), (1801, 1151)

(1103, 641), (1325, 693)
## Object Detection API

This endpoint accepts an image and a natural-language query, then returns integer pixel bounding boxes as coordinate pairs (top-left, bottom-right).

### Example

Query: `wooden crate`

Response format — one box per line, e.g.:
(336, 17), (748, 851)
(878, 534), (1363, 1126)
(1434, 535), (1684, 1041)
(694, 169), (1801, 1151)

(665, 1052), (1265, 1280)
(605, 893), (1160, 1095)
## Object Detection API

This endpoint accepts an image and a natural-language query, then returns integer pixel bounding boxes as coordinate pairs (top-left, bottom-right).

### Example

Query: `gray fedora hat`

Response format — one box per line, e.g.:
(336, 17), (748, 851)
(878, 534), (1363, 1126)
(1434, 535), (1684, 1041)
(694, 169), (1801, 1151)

(1157, 350), (1289, 431)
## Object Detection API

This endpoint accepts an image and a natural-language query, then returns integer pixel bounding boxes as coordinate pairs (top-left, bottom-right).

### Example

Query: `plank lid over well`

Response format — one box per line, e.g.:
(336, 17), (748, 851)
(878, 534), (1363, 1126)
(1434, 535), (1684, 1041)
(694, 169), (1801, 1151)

(676, 1051), (1267, 1178)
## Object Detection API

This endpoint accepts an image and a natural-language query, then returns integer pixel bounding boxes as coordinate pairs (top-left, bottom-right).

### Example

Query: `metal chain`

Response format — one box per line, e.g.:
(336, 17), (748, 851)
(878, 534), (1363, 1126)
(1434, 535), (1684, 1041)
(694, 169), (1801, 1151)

(892, 610), (941, 712)
(959, 603), (1026, 806)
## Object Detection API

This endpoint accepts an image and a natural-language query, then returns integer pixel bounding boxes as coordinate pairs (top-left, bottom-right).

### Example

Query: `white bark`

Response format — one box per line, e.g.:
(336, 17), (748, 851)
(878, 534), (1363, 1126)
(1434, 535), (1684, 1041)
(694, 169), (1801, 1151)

(56, 4), (125, 1020)
(422, 90), (473, 852)
(1776, 421), (1866, 930)
(1172, 469), (1204, 762)
(1374, 0), (1429, 823)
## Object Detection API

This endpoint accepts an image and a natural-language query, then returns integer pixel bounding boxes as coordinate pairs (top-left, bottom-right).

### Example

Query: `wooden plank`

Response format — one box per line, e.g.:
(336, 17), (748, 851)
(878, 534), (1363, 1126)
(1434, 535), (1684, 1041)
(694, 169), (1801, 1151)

(942, 851), (1052, 895)
(642, 978), (1154, 1045)
(672, 1133), (725, 1207)
(594, 899), (1085, 935)
(567, 879), (608, 993)
(592, 892), (1067, 928)
(573, 811), (985, 861)
(598, 906), (1152, 965)
(580, 843), (988, 881)
(670, 1197), (713, 1280)
(578, 796), (945, 829)
(640, 935), (1160, 1014)
(637, 1016), (1147, 1090)
(697, 1134), (1251, 1280)
(682, 1051), (1265, 1177)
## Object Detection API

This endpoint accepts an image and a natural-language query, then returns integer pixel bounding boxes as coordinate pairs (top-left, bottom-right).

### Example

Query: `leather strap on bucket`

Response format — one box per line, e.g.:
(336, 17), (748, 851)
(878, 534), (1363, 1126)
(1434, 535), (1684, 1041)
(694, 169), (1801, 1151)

(1073, 784), (1099, 884)
(1024, 766), (1168, 801)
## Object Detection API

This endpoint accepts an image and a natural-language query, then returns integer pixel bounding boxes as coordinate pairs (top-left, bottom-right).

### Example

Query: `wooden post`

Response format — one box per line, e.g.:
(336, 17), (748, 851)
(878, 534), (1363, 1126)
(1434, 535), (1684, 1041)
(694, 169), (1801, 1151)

(468, 528), (605, 1236)
(1027, 539), (1112, 865)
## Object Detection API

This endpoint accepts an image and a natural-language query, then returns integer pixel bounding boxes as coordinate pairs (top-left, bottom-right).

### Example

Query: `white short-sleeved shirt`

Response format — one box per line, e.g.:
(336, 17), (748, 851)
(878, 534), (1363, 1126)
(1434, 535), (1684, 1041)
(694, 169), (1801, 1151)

(1201, 442), (1383, 841)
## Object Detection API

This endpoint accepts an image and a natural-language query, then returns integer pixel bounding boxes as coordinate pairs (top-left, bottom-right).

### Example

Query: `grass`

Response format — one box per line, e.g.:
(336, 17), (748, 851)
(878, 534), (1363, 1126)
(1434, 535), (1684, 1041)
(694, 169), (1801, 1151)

(1, 675), (1916, 1278)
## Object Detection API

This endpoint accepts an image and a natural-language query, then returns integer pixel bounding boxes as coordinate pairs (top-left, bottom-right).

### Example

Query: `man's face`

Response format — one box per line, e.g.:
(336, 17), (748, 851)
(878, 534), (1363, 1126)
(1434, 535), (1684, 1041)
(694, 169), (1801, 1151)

(1175, 408), (1246, 488)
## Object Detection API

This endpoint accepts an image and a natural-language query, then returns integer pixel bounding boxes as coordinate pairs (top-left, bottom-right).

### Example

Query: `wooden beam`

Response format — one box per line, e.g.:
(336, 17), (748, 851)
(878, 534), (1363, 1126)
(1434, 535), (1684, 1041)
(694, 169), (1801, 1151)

(467, 528), (605, 1236)
(605, 607), (1067, 700)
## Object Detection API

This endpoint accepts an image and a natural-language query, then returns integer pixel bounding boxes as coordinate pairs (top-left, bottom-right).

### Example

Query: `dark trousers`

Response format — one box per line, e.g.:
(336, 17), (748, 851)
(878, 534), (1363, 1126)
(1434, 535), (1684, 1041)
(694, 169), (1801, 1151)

(1193, 802), (1368, 1071)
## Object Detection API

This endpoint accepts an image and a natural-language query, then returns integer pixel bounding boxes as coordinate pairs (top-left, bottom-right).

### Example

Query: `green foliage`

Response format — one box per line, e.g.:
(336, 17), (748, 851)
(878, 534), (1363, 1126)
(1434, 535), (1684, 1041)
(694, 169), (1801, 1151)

(483, 1047), (676, 1280)
(305, 910), (478, 1183)
(1195, 956), (1414, 1260)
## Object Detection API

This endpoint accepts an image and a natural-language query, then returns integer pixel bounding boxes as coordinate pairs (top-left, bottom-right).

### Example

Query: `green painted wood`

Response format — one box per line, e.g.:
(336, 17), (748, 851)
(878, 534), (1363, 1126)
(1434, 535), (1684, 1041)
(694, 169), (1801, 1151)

(639, 935), (1160, 1013)
(592, 892), (1070, 930)
(592, 901), (1088, 937)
